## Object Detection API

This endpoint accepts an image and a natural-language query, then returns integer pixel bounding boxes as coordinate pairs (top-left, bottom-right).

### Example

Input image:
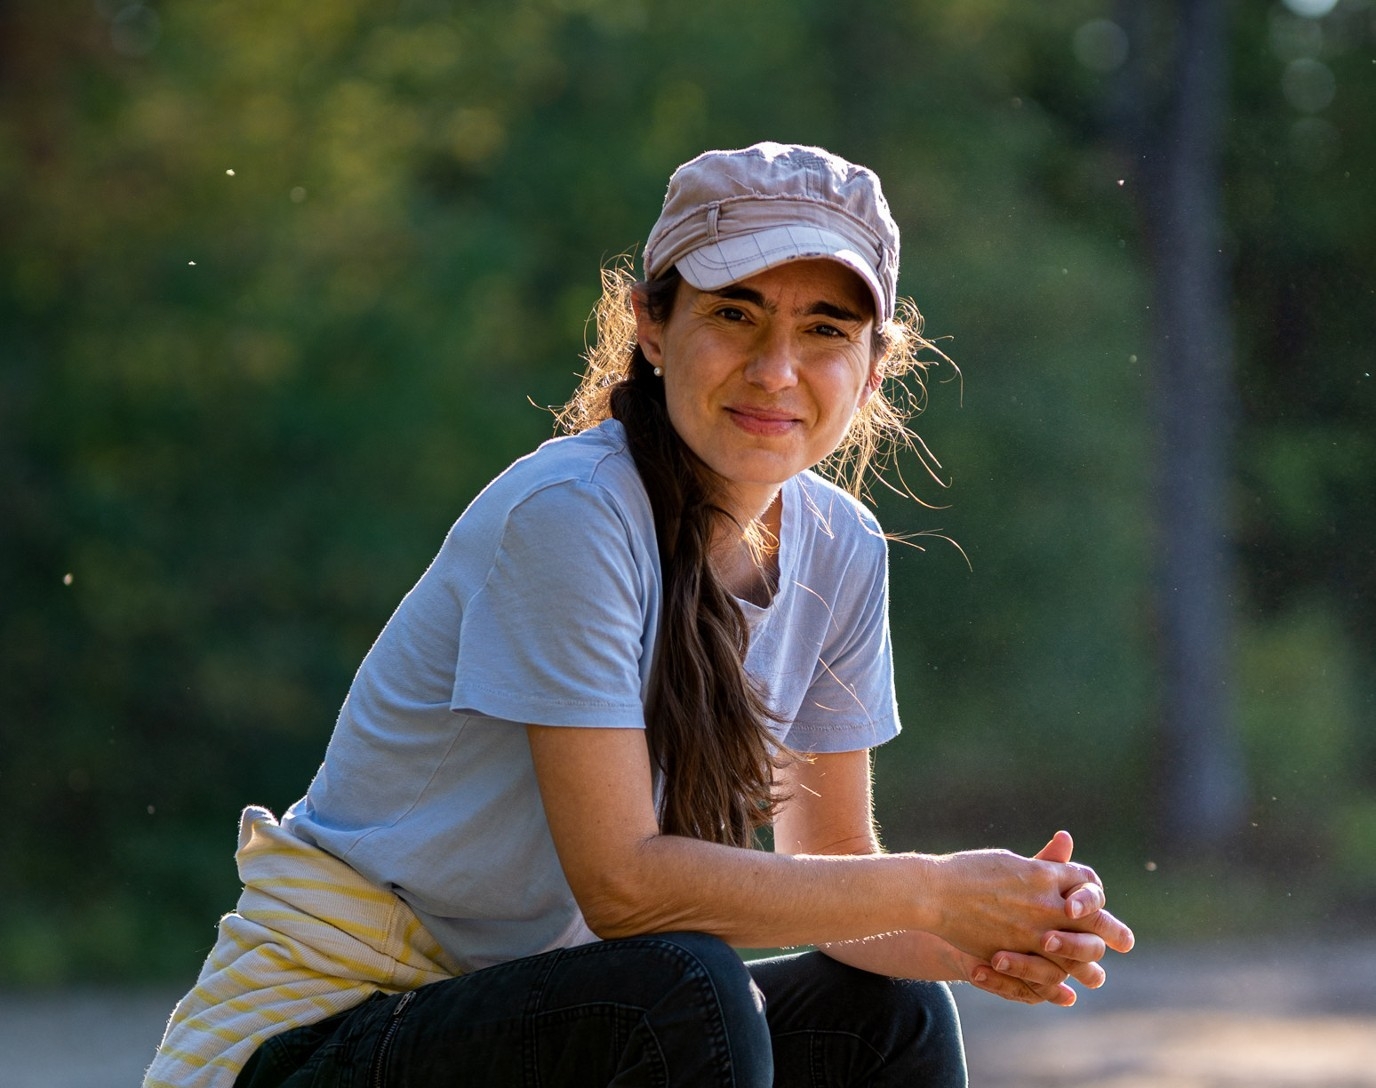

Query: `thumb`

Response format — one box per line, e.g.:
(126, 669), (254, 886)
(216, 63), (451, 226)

(1033, 829), (1074, 864)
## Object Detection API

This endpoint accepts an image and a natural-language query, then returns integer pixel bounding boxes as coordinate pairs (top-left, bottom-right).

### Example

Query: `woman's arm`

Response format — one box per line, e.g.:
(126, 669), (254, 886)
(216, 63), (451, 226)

(525, 726), (1131, 965)
(772, 751), (1126, 1005)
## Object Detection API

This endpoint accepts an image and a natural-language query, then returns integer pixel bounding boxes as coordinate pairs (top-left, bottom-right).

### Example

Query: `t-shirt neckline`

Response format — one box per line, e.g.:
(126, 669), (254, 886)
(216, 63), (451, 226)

(735, 476), (799, 619)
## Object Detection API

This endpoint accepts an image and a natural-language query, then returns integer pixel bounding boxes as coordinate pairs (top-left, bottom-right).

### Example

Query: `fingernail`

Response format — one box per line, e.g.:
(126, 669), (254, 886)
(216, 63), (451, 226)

(972, 969), (989, 985)
(1044, 934), (1062, 953)
(1069, 898), (1086, 919)
(994, 957), (1011, 973)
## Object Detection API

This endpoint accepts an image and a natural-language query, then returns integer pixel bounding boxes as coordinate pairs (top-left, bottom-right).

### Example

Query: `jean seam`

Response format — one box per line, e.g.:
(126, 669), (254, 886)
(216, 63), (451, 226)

(523, 947), (560, 1087)
(770, 1026), (888, 1085)
(631, 938), (737, 1086)
(522, 936), (740, 1087)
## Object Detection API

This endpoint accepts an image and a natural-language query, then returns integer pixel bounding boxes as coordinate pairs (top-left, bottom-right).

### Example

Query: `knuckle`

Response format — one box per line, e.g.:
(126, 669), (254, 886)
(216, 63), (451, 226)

(1069, 935), (1106, 961)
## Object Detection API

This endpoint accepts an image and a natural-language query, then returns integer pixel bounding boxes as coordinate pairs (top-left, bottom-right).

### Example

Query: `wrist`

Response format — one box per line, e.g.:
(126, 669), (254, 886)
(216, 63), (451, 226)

(895, 851), (946, 935)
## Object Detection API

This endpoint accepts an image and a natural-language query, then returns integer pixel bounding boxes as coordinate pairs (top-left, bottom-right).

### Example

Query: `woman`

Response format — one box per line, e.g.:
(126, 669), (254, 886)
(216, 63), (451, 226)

(145, 142), (1132, 1088)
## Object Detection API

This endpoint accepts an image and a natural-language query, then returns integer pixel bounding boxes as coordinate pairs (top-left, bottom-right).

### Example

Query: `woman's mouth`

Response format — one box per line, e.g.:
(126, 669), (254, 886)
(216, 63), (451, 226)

(726, 406), (798, 436)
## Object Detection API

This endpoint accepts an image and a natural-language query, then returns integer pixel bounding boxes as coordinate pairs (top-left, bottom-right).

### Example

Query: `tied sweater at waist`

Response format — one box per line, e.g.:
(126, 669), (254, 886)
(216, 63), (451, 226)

(143, 806), (460, 1088)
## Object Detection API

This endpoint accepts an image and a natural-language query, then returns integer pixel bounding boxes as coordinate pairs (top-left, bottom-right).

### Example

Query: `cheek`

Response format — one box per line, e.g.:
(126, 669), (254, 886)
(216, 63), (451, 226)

(824, 358), (875, 416)
(660, 379), (702, 449)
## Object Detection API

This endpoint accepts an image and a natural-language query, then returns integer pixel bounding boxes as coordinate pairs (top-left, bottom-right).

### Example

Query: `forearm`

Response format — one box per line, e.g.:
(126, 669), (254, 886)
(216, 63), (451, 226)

(531, 727), (944, 948)
(581, 832), (1109, 971)
(818, 928), (965, 981)
(584, 832), (937, 949)
(528, 728), (1111, 962)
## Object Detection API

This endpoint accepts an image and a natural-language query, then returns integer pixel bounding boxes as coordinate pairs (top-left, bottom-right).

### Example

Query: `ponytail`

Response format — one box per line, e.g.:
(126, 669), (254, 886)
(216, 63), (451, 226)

(608, 275), (786, 845)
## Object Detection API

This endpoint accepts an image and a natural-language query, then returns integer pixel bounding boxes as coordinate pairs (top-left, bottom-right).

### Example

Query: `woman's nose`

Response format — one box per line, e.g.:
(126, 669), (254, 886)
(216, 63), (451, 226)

(743, 330), (798, 391)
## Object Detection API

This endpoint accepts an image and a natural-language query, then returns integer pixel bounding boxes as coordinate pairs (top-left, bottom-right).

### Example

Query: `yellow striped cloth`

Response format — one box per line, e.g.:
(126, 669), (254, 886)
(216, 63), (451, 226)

(142, 806), (460, 1088)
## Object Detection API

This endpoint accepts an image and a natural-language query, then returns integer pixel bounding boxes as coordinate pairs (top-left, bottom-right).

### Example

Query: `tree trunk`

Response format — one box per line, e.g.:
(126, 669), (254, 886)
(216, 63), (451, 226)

(1126, 0), (1247, 853)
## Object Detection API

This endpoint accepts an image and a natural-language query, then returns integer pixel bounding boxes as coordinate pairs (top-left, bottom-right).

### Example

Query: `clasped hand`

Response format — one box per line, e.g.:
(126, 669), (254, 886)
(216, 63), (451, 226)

(947, 830), (1134, 1007)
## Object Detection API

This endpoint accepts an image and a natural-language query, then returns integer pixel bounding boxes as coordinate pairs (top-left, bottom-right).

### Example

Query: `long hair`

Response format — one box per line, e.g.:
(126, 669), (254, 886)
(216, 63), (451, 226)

(554, 259), (946, 847)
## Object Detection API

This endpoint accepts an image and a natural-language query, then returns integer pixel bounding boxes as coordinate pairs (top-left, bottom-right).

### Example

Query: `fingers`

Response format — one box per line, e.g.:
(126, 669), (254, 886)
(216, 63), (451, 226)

(938, 837), (1134, 967)
(1065, 880), (1106, 920)
(970, 955), (1076, 1007)
(989, 950), (1072, 991)
(969, 831), (1133, 1008)
(989, 939), (1106, 994)
(1033, 829), (1075, 865)
(1086, 907), (1136, 953)
(1033, 831), (1104, 912)
(1043, 929), (1105, 964)
(1055, 896), (1135, 954)
(1043, 947), (1107, 989)
(1060, 884), (1134, 953)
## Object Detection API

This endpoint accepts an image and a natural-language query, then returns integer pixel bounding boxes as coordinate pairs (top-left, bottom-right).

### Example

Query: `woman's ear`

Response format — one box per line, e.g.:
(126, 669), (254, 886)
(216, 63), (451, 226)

(632, 288), (666, 367)
(857, 359), (884, 408)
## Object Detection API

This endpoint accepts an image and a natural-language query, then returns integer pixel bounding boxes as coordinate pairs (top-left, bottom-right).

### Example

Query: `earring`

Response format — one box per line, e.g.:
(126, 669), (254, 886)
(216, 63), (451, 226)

(652, 366), (663, 377)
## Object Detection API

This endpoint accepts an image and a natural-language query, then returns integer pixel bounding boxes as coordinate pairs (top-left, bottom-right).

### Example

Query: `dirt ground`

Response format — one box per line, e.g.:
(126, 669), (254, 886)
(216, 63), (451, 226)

(958, 939), (1376, 1087)
(4, 939), (1374, 1087)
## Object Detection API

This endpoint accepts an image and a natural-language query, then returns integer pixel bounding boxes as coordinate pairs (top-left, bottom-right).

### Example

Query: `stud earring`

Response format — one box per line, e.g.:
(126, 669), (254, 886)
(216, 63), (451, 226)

(653, 366), (663, 377)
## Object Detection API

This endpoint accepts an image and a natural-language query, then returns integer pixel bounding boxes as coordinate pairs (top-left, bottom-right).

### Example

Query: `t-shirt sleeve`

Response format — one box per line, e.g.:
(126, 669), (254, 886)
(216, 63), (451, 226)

(785, 529), (900, 754)
(450, 480), (653, 728)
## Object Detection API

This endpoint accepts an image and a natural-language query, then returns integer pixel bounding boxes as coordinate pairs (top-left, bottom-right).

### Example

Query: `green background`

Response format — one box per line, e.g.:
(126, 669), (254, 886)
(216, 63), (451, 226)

(3, 0), (1373, 984)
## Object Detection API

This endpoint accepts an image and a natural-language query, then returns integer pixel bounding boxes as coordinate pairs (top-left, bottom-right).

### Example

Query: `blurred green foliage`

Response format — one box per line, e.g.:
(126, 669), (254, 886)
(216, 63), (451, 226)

(2, 0), (1373, 984)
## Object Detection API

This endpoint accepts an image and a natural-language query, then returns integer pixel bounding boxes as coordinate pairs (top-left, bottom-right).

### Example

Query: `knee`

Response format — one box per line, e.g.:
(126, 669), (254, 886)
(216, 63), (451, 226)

(649, 932), (755, 990)
(615, 932), (772, 1086)
(880, 978), (967, 1085)
(640, 932), (766, 1026)
(773, 955), (966, 1086)
(896, 977), (961, 1038)
(792, 951), (960, 1033)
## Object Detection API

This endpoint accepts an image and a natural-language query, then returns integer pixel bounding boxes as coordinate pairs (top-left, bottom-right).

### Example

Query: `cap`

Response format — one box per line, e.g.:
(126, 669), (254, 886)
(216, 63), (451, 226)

(642, 142), (900, 323)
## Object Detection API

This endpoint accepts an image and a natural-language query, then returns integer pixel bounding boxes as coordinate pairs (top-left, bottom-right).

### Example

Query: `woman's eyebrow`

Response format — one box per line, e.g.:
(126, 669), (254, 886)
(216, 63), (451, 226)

(707, 287), (866, 324)
(806, 300), (866, 324)
(708, 285), (770, 308)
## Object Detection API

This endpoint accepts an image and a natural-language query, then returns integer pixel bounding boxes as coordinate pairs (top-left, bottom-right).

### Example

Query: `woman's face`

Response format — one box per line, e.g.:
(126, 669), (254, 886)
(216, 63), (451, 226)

(635, 259), (881, 520)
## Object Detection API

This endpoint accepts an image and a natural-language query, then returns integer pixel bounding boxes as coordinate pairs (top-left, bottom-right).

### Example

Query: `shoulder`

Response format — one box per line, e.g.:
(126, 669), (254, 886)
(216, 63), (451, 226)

(790, 470), (887, 566)
(464, 420), (650, 532)
(500, 419), (641, 497)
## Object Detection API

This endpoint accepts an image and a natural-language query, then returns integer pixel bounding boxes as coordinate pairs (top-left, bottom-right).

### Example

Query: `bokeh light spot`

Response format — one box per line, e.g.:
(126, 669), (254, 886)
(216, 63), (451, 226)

(1282, 57), (1337, 113)
(1072, 19), (1129, 74)
(1282, 0), (1339, 16)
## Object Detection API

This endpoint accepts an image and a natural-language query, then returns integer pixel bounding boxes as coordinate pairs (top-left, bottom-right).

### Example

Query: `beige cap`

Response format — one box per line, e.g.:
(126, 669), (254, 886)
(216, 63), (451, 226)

(643, 142), (900, 323)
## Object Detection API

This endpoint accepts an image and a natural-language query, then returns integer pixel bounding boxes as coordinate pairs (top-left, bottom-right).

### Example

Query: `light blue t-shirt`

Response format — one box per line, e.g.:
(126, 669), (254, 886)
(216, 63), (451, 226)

(283, 419), (900, 971)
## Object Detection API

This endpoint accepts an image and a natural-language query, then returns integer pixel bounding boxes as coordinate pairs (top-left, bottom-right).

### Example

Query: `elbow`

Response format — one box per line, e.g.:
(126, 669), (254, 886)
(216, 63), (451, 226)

(569, 843), (672, 940)
(582, 909), (644, 942)
(576, 875), (661, 940)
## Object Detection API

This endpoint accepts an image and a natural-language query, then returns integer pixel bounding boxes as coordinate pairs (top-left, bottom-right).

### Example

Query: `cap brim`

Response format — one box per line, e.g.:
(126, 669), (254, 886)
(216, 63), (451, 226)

(675, 225), (888, 323)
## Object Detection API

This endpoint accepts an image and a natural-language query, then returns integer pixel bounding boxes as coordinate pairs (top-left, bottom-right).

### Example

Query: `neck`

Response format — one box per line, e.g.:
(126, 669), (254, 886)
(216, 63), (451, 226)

(711, 490), (782, 605)
(720, 480), (781, 529)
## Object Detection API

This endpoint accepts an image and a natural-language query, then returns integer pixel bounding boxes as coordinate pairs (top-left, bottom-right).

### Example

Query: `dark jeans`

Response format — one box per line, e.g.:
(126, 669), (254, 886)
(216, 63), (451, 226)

(234, 932), (967, 1087)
